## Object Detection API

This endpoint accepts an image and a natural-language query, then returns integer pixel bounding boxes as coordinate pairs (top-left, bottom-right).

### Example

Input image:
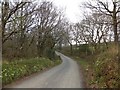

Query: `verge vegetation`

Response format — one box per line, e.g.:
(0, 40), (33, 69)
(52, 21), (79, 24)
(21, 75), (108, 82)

(2, 57), (61, 86)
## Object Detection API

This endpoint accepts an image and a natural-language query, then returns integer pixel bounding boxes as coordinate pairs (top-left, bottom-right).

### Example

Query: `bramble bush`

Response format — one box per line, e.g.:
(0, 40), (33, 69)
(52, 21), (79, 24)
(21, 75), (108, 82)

(2, 58), (61, 85)
(93, 45), (119, 88)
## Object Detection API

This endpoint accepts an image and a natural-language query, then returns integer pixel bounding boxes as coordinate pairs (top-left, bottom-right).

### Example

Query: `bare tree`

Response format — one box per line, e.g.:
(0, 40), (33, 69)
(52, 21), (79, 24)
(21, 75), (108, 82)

(1, 1), (27, 44)
(34, 1), (63, 57)
(62, 23), (74, 55)
(84, 0), (120, 43)
(76, 12), (112, 53)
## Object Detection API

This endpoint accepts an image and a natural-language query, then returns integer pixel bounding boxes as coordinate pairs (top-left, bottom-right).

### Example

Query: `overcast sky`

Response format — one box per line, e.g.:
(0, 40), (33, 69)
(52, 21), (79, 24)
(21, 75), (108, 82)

(48, 0), (88, 23)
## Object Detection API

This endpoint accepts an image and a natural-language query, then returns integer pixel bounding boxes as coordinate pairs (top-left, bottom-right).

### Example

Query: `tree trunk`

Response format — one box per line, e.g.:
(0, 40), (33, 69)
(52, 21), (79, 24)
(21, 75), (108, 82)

(76, 41), (77, 50)
(2, 4), (6, 44)
(70, 43), (73, 55)
(113, 2), (118, 44)
(113, 18), (118, 43)
(37, 45), (43, 57)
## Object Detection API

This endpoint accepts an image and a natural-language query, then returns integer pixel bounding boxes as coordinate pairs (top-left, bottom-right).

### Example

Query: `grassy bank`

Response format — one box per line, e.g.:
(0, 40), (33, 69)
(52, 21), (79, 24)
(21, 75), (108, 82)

(2, 57), (61, 86)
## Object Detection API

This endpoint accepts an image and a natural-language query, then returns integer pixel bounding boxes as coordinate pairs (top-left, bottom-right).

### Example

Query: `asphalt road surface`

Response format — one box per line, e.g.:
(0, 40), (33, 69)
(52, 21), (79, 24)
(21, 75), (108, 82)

(5, 52), (83, 88)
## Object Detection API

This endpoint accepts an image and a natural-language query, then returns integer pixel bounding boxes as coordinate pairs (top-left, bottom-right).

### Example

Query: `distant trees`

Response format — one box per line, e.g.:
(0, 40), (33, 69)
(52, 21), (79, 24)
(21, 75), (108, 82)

(78, 13), (112, 49)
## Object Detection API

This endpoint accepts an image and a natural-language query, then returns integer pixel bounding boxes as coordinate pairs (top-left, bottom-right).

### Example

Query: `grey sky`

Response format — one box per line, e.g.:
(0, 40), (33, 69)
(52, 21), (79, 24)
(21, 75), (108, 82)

(48, 0), (88, 23)
(47, 0), (116, 23)
(11, 0), (88, 23)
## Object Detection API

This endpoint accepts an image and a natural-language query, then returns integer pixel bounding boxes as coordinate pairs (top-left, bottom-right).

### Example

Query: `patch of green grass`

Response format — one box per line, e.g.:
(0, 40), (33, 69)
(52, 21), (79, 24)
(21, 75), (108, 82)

(2, 57), (61, 86)
(74, 57), (89, 70)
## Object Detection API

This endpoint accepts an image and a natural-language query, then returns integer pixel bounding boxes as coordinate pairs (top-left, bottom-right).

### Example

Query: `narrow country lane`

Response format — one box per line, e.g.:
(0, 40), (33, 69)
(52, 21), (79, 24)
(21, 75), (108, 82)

(5, 52), (83, 88)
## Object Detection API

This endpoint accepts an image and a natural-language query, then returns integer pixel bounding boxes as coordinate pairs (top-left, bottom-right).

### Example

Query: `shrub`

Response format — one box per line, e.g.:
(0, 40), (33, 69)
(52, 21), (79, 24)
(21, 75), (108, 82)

(44, 48), (55, 60)
(94, 45), (119, 88)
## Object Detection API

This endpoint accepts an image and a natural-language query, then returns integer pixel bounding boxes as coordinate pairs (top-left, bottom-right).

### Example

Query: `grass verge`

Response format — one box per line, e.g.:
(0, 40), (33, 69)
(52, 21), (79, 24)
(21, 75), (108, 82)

(2, 57), (61, 86)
